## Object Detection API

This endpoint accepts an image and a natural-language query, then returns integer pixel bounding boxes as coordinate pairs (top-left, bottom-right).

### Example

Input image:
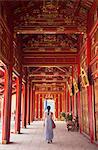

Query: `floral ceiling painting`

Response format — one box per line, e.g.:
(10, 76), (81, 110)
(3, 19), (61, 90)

(21, 34), (79, 53)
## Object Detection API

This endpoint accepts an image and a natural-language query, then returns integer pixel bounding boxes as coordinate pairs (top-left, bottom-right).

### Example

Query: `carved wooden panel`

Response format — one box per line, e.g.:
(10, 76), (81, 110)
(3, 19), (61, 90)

(81, 88), (89, 135)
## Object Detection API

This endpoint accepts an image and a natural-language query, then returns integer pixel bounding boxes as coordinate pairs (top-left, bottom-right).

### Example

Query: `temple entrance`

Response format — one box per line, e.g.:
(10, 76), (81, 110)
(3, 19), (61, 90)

(44, 99), (55, 119)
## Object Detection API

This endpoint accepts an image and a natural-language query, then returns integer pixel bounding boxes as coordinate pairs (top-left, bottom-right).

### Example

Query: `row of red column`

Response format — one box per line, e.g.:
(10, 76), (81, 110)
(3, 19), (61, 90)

(2, 67), (35, 144)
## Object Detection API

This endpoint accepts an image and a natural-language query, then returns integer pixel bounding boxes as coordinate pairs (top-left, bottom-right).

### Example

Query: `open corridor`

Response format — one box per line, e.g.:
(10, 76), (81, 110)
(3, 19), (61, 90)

(0, 121), (97, 150)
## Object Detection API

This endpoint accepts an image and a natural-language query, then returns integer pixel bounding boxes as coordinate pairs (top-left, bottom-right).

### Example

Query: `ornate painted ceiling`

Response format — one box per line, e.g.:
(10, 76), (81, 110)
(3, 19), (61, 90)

(13, 0), (94, 33)
(12, 0), (93, 84)
(21, 34), (79, 53)
(28, 66), (72, 82)
(0, 0), (94, 86)
(10, 0), (94, 55)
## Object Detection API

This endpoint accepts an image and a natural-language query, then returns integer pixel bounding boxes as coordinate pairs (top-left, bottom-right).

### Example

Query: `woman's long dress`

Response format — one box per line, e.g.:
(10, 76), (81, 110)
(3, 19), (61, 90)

(44, 112), (53, 141)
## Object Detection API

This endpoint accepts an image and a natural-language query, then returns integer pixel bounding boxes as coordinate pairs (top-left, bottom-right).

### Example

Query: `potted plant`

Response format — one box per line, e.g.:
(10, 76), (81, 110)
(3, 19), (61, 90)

(66, 112), (73, 121)
(61, 112), (66, 118)
(61, 112), (66, 121)
(66, 112), (75, 131)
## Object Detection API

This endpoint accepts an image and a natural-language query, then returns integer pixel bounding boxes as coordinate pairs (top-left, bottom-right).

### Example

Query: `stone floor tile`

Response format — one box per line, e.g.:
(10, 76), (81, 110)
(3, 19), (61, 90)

(0, 121), (97, 150)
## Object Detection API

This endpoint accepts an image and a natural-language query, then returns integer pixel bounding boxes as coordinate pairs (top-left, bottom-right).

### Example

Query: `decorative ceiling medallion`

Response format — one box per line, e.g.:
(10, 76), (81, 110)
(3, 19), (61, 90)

(44, 35), (56, 42)
(64, 17), (74, 25)
(42, 1), (58, 14)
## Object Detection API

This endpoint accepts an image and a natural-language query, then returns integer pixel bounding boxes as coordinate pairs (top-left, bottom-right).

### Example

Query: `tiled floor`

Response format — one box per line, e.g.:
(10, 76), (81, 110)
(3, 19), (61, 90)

(0, 121), (97, 150)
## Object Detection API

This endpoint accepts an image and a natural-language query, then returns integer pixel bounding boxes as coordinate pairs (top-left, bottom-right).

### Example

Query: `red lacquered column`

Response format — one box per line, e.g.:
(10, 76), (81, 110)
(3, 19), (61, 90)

(55, 94), (58, 119)
(22, 83), (26, 128)
(2, 66), (12, 144)
(32, 86), (35, 120)
(68, 91), (70, 112)
(72, 96), (74, 116)
(26, 80), (30, 125)
(64, 84), (66, 112)
(24, 81), (27, 128)
(60, 93), (62, 113)
(36, 94), (38, 119)
(72, 66), (74, 116)
(40, 94), (42, 120)
(30, 83), (33, 122)
(67, 78), (70, 112)
(15, 76), (22, 134)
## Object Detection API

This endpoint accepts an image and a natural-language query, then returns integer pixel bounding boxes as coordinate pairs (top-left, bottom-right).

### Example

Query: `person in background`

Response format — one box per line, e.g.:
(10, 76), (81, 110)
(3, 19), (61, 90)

(44, 106), (54, 143)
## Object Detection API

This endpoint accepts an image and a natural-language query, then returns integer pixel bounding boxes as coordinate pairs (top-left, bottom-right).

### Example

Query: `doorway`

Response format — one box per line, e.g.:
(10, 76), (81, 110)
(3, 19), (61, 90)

(44, 99), (55, 119)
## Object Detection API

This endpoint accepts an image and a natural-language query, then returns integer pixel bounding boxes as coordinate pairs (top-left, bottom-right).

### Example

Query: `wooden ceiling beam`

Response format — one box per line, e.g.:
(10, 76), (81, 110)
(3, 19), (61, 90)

(23, 55), (77, 66)
(15, 27), (82, 35)
(29, 74), (67, 77)
(31, 67), (42, 74)
(31, 80), (67, 83)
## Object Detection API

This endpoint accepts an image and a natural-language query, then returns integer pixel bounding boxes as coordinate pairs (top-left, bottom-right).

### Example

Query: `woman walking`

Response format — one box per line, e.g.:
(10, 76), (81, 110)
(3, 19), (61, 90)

(44, 106), (54, 143)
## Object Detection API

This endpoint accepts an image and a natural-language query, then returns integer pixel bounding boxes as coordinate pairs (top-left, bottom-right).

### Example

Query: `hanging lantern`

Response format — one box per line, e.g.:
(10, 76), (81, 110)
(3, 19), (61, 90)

(80, 67), (89, 87)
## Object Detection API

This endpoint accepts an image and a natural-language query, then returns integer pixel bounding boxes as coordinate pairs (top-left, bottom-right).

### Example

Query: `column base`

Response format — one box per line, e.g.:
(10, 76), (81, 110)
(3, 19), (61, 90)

(2, 140), (8, 144)
(23, 126), (26, 128)
(15, 131), (20, 134)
